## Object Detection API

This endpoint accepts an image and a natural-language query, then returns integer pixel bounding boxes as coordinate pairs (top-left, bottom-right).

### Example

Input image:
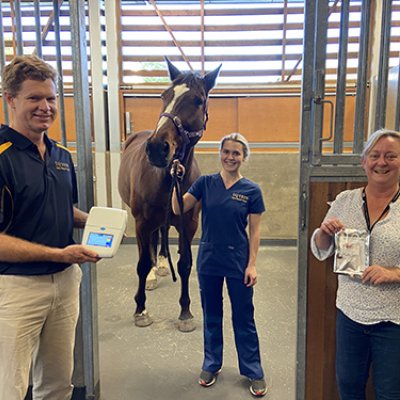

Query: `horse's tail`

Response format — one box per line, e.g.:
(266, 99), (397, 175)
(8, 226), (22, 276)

(161, 224), (177, 282)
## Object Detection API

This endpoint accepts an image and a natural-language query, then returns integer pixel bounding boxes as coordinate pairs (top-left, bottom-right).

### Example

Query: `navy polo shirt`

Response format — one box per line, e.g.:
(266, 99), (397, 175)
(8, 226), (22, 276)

(189, 173), (265, 278)
(0, 125), (78, 275)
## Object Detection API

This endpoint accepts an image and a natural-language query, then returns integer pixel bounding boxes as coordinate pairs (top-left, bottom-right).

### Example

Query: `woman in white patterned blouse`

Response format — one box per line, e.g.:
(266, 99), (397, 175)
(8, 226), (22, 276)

(311, 129), (400, 400)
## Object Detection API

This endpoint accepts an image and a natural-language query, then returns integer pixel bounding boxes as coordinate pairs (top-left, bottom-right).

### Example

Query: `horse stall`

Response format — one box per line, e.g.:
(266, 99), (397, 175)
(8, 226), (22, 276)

(0, 1), (399, 400)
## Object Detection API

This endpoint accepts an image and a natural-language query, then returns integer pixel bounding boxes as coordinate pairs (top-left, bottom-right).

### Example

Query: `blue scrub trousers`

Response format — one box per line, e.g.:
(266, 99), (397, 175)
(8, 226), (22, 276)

(198, 273), (264, 379)
(336, 309), (400, 400)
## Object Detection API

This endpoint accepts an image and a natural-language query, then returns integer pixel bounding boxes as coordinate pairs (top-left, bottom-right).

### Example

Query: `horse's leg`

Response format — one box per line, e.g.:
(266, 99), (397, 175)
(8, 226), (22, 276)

(145, 229), (159, 290)
(156, 226), (170, 276)
(134, 224), (155, 327)
(175, 208), (199, 333)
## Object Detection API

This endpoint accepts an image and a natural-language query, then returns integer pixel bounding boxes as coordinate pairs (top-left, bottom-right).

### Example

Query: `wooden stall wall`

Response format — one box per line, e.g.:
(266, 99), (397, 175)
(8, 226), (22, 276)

(124, 95), (357, 147)
(0, 94), (356, 148)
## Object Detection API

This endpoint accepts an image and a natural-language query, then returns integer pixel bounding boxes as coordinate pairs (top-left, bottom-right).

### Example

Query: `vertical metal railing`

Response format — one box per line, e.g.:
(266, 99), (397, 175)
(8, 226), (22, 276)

(396, 63), (400, 131)
(13, 0), (23, 56)
(52, 0), (67, 146)
(353, 0), (371, 153)
(297, 0), (317, 396)
(308, 0), (397, 166)
(69, 1), (99, 398)
(375, 0), (392, 130)
(333, 0), (350, 154)
(0, 1), (68, 146)
(33, 0), (42, 58)
(311, 0), (329, 164)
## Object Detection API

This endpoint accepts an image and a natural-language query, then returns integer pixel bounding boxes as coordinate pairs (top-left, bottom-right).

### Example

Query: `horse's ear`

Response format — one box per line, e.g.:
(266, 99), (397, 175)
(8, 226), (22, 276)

(164, 57), (182, 81)
(204, 64), (222, 93)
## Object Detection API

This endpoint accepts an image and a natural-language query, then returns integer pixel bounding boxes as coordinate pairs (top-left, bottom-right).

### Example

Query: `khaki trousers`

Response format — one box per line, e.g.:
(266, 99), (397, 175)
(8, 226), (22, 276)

(0, 264), (82, 400)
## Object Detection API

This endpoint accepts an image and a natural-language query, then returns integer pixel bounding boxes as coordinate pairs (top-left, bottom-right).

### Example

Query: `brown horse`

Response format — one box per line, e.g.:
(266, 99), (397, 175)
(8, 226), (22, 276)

(118, 58), (221, 331)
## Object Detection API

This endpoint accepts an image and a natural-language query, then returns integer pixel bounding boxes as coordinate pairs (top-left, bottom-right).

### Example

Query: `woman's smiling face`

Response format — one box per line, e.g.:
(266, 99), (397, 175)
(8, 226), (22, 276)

(362, 136), (400, 187)
(220, 139), (245, 174)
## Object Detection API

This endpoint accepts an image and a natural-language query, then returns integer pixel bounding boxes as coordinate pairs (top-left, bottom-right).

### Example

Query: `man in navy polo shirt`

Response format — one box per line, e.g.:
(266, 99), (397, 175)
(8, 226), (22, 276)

(0, 55), (100, 400)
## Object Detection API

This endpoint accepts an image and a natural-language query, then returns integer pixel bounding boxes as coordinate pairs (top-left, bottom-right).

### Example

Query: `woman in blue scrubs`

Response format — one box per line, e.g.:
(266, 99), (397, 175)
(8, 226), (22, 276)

(172, 133), (267, 397)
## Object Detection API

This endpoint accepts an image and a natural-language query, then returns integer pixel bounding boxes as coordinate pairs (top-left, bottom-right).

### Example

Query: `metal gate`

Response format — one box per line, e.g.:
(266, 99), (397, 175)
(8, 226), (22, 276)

(297, 1), (400, 399)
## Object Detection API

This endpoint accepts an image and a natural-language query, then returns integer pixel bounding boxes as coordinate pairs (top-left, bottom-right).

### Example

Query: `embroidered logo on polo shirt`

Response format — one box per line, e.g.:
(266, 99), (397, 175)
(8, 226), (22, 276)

(54, 161), (70, 171)
(232, 192), (248, 203)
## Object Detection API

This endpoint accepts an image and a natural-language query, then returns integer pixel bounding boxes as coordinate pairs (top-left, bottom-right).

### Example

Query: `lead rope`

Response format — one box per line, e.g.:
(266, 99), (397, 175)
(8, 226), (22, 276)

(164, 171), (178, 282)
(162, 163), (192, 282)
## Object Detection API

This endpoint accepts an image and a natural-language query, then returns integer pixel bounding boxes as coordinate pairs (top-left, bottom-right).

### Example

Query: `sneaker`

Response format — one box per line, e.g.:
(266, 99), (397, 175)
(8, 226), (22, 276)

(249, 378), (268, 397)
(198, 369), (220, 387)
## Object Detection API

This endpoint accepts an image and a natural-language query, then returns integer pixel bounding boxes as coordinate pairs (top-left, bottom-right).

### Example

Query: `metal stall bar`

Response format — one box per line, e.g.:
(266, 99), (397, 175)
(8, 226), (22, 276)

(353, 0), (371, 153)
(33, 0), (42, 58)
(333, 0), (349, 154)
(105, 0), (123, 208)
(0, 0), (9, 124)
(311, 0), (329, 166)
(52, 0), (67, 147)
(88, 0), (109, 207)
(396, 59), (400, 131)
(311, 0), (371, 167)
(374, 0), (392, 130)
(69, 0), (99, 399)
(13, 0), (23, 55)
(296, 0), (317, 397)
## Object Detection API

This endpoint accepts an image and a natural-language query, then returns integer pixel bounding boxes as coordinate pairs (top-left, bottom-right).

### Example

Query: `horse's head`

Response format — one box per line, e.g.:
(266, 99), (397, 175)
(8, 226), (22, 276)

(145, 58), (221, 168)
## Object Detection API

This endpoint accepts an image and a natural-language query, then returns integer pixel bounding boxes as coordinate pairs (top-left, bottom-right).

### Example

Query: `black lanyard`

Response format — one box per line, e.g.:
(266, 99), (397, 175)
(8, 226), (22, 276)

(362, 188), (400, 233)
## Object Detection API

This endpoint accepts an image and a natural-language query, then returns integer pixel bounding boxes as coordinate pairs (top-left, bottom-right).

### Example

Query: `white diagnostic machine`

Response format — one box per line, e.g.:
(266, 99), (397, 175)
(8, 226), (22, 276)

(82, 207), (128, 258)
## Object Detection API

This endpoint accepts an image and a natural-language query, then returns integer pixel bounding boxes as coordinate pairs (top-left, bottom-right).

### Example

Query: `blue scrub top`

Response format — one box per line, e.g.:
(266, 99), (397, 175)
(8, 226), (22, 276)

(0, 125), (78, 275)
(189, 173), (265, 278)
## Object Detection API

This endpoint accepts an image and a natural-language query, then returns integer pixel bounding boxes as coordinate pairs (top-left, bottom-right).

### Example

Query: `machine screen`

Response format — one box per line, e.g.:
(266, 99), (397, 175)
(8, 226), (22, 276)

(87, 232), (114, 247)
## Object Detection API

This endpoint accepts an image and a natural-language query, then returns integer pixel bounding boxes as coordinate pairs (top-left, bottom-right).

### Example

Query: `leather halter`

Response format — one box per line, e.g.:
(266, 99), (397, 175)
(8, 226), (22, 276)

(159, 103), (208, 161)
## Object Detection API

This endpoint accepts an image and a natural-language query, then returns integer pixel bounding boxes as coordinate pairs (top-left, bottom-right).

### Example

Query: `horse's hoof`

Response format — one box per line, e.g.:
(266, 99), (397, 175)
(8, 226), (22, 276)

(177, 318), (196, 333)
(134, 311), (153, 327)
(146, 267), (158, 290)
(156, 256), (170, 277)
(156, 266), (169, 277)
(145, 278), (158, 290)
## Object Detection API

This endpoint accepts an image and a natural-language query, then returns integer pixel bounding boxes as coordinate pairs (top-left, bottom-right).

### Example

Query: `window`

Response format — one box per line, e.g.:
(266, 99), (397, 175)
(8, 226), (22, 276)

(119, 0), (383, 92)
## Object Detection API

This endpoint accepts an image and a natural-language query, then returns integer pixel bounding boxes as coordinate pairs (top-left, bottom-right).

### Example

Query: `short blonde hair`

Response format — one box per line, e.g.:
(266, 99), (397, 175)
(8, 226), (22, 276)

(361, 128), (400, 160)
(2, 55), (57, 97)
(219, 132), (250, 160)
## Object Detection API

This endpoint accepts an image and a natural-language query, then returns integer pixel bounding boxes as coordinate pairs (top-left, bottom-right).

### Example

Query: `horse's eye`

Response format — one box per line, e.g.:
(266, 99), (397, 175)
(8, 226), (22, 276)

(194, 96), (204, 107)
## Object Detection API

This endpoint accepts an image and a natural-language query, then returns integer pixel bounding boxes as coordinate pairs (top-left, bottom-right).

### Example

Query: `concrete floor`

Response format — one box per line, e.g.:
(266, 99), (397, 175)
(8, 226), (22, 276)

(97, 244), (297, 400)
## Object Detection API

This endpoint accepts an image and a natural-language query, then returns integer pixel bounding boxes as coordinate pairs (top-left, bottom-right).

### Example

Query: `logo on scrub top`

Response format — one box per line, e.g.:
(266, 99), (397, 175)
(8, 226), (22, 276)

(232, 192), (248, 203)
(54, 161), (70, 171)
